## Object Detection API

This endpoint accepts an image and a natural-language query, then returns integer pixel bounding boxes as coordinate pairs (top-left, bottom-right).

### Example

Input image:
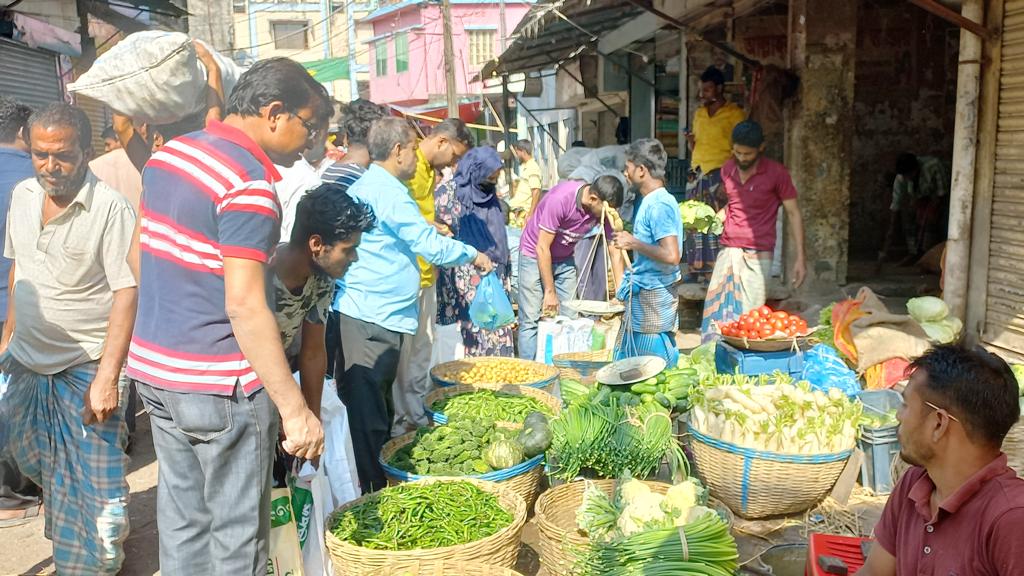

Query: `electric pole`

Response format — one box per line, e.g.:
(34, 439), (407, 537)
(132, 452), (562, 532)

(441, 0), (459, 118)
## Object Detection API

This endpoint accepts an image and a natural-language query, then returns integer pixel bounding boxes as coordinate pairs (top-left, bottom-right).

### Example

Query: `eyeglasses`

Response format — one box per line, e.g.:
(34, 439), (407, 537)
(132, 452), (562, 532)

(923, 400), (961, 423)
(291, 112), (321, 141)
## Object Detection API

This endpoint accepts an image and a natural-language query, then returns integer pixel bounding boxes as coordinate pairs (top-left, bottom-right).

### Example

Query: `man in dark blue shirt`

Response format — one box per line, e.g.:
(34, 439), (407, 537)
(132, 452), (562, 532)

(0, 95), (41, 527)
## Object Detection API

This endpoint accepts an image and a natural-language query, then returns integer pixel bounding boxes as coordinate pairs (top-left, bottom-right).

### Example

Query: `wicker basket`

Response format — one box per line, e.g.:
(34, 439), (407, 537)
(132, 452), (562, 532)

(430, 357), (559, 391)
(424, 383), (561, 425)
(534, 478), (673, 576)
(688, 426), (852, 519)
(325, 477), (527, 576)
(380, 429), (546, 508)
(361, 560), (525, 576)
(1005, 415), (1024, 478)
(552, 349), (612, 386)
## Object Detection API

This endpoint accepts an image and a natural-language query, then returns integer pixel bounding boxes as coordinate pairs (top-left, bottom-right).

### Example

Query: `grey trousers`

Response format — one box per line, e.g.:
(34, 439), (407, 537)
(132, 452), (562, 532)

(137, 382), (278, 576)
(337, 313), (403, 493)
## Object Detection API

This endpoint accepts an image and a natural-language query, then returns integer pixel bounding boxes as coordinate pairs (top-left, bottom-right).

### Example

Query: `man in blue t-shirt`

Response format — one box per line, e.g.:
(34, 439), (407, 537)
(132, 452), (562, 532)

(612, 139), (683, 366)
(0, 96), (41, 528)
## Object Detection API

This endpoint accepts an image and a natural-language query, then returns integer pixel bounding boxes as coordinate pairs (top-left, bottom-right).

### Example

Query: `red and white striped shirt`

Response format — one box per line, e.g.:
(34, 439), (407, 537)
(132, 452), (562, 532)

(127, 121), (282, 396)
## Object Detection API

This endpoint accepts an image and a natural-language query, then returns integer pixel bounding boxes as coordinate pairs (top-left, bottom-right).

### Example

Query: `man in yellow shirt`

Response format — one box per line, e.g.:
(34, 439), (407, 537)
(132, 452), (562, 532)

(393, 118), (472, 435)
(684, 66), (745, 282)
(508, 139), (543, 218)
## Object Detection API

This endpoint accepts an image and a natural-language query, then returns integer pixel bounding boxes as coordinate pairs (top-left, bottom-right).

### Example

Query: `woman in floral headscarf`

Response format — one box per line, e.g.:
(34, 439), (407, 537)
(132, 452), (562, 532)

(434, 146), (514, 357)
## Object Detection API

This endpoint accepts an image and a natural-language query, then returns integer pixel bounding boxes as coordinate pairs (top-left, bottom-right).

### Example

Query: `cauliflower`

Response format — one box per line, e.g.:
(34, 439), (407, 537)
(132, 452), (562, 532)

(617, 478), (651, 506)
(616, 492), (667, 536)
(664, 479), (699, 516)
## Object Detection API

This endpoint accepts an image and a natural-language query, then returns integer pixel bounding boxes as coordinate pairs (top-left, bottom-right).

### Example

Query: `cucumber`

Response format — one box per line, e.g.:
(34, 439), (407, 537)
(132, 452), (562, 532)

(674, 399), (690, 412)
(656, 372), (667, 384)
(630, 382), (658, 395)
(654, 392), (672, 409)
(663, 392), (677, 406)
(640, 393), (655, 404)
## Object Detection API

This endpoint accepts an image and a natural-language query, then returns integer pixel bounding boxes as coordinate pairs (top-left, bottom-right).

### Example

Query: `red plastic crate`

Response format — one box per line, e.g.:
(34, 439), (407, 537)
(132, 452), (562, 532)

(805, 533), (870, 575)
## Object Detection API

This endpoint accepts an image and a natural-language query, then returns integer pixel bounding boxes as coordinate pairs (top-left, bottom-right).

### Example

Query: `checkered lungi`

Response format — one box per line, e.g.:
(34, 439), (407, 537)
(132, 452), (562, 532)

(0, 355), (129, 575)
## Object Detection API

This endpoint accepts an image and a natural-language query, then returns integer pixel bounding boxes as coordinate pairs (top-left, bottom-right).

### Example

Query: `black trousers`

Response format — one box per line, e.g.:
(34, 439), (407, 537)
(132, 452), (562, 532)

(336, 313), (403, 493)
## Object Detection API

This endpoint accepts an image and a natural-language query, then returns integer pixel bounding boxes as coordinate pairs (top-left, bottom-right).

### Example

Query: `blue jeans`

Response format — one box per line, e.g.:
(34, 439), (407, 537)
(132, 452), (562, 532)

(517, 254), (578, 362)
(137, 383), (278, 576)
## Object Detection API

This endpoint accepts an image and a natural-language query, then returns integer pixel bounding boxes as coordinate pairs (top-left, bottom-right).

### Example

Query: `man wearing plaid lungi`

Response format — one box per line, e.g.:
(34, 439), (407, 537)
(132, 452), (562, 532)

(0, 103), (136, 574)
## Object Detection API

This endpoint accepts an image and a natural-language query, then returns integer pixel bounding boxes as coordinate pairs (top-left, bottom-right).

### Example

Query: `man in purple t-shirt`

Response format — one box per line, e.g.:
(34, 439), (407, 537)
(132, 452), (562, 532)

(517, 175), (624, 361)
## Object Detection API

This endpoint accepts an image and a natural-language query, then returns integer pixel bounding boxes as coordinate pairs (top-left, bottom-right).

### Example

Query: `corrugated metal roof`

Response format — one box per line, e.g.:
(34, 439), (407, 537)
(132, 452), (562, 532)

(480, 0), (645, 78)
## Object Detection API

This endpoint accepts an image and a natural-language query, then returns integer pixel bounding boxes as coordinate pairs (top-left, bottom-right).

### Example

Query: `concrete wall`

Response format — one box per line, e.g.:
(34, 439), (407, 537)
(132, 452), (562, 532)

(849, 1), (958, 258)
(787, 0), (857, 288)
(234, 1), (373, 99)
(188, 0), (234, 53)
(366, 2), (529, 104)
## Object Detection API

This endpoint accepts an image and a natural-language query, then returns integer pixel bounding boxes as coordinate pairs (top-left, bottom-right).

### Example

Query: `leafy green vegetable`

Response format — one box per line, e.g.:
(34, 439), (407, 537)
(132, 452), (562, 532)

(549, 388), (688, 481)
(907, 296), (950, 323)
(678, 200), (723, 234)
(1011, 364), (1024, 397)
(329, 481), (512, 550)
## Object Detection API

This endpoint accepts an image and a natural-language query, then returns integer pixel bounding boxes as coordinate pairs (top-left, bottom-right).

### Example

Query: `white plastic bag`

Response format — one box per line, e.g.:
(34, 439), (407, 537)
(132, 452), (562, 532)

(430, 323), (465, 365)
(68, 31), (239, 125)
(268, 488), (305, 576)
(290, 462), (334, 576)
(319, 381), (361, 508)
(535, 316), (595, 363)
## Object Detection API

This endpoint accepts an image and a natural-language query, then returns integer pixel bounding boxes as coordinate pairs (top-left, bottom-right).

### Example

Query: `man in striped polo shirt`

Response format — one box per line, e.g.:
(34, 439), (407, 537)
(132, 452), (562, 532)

(127, 58), (332, 575)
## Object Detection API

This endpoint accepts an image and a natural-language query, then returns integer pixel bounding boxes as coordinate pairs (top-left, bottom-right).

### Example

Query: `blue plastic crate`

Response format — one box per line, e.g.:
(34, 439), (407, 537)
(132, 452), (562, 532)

(859, 433), (901, 494)
(715, 341), (804, 378)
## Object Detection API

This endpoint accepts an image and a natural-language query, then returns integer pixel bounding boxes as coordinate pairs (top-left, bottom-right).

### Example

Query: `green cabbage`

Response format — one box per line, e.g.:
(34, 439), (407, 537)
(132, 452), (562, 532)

(678, 200), (723, 234)
(907, 296), (950, 323)
(1011, 364), (1024, 397)
(920, 320), (956, 344)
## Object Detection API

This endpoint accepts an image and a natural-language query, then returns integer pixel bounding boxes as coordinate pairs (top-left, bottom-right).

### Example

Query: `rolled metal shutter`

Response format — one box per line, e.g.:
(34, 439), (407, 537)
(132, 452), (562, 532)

(987, 0), (1024, 355)
(0, 39), (63, 111)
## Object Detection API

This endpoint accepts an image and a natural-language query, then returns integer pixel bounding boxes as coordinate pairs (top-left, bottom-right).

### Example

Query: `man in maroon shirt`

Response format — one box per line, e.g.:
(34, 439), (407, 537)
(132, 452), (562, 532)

(858, 345), (1024, 576)
(701, 120), (805, 338)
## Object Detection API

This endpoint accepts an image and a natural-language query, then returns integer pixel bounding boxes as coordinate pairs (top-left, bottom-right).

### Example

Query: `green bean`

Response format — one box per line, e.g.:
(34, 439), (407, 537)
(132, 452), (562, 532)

(330, 481), (513, 550)
(432, 390), (552, 423)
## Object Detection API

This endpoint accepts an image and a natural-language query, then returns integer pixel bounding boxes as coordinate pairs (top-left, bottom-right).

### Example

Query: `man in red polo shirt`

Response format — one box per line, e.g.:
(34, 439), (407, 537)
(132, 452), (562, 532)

(858, 345), (1024, 576)
(701, 120), (805, 339)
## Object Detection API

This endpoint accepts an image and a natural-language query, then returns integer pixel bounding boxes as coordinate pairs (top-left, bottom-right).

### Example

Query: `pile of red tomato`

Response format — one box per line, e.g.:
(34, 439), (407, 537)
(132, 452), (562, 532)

(718, 306), (810, 340)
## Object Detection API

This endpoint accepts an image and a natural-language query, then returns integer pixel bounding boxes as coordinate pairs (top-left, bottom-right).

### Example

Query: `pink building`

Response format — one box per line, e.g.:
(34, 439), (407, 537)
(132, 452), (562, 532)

(363, 0), (530, 106)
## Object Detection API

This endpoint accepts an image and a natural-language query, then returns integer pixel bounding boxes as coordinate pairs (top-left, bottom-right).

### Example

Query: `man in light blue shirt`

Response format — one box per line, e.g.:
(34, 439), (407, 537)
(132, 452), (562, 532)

(334, 117), (493, 492)
(611, 139), (683, 367)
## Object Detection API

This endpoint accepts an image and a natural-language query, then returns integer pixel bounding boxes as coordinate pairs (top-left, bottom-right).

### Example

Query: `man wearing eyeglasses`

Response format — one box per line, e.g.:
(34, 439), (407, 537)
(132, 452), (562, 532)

(858, 345), (1024, 576)
(275, 113), (333, 242)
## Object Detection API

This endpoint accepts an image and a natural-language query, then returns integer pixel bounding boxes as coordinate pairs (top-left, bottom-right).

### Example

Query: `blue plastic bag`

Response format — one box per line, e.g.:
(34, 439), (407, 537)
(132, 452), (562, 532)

(469, 273), (515, 330)
(801, 344), (861, 396)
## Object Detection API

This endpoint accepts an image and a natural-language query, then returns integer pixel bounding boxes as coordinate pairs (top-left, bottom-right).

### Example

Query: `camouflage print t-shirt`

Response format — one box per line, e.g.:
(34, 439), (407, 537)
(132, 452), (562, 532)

(270, 245), (335, 351)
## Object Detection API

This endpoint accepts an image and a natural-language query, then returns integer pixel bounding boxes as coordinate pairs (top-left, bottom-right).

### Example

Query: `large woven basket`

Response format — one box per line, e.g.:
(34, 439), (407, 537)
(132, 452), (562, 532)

(325, 477), (527, 576)
(552, 350), (612, 386)
(360, 560), (524, 575)
(1005, 414), (1024, 478)
(424, 383), (561, 425)
(688, 427), (852, 519)
(380, 429), (546, 508)
(534, 478), (672, 576)
(430, 357), (559, 391)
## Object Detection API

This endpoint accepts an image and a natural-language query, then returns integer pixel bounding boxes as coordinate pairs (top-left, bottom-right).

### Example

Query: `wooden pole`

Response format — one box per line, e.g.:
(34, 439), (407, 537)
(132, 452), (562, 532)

(944, 0), (984, 321)
(965, 0), (1004, 343)
(441, 0), (459, 118)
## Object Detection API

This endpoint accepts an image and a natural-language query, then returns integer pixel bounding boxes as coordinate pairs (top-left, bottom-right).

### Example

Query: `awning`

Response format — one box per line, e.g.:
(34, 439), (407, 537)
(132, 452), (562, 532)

(302, 57), (350, 83)
(480, 0), (647, 78)
(481, 0), (765, 79)
(389, 100), (483, 125)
